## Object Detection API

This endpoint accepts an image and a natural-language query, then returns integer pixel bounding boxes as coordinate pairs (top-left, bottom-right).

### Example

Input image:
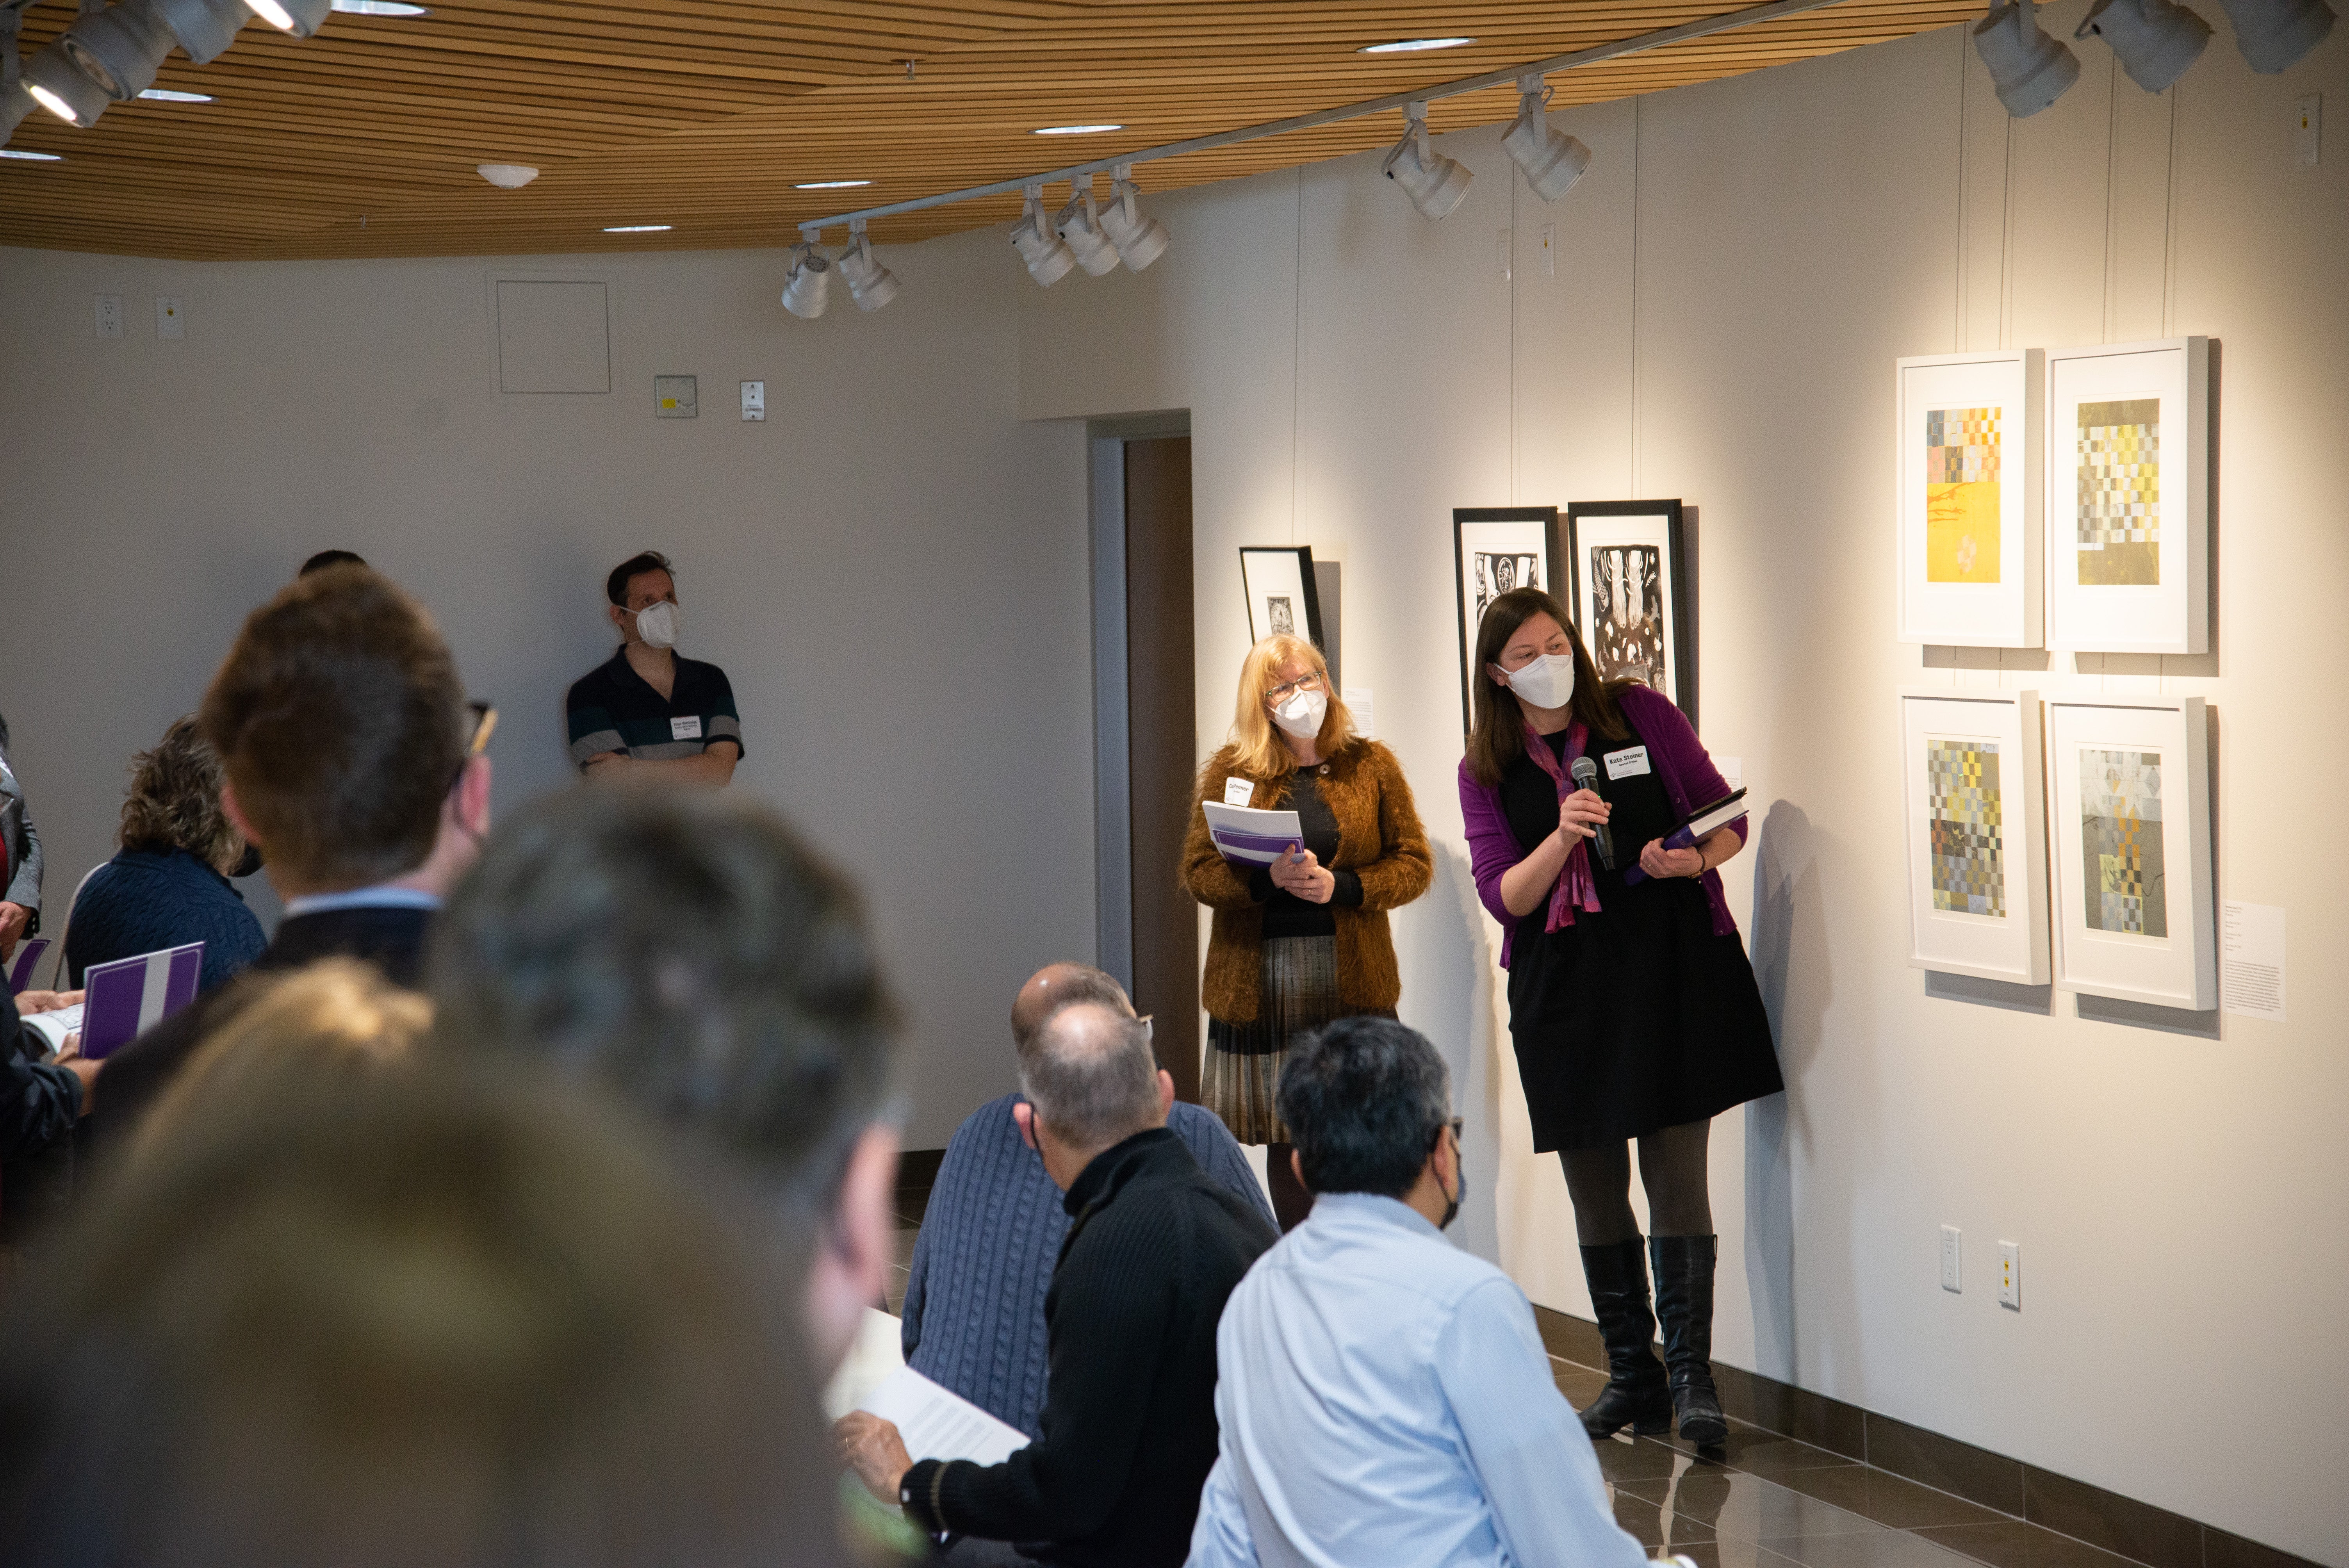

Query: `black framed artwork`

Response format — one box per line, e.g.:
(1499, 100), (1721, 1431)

(1239, 545), (1324, 648)
(1566, 498), (1693, 722)
(1451, 506), (1562, 729)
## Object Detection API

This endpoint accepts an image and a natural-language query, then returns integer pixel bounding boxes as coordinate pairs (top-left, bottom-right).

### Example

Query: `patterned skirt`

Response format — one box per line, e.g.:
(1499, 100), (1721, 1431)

(1201, 934), (1365, 1146)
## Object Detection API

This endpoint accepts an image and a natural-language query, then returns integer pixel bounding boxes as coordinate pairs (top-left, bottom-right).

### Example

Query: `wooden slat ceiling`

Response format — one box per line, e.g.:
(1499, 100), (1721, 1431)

(0, 0), (1978, 260)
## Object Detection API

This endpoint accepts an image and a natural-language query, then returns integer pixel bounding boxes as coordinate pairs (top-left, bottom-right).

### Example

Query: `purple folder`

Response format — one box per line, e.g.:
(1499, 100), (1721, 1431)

(78, 942), (204, 1060)
(6, 937), (51, 994)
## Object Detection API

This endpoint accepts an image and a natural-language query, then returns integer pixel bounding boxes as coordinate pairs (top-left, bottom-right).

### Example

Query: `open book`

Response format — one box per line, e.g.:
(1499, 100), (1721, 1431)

(20, 1002), (81, 1058)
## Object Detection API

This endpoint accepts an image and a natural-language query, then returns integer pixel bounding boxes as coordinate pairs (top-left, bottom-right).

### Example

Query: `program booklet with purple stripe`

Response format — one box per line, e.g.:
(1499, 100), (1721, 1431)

(78, 941), (205, 1059)
(7, 936), (52, 994)
(1201, 802), (1305, 870)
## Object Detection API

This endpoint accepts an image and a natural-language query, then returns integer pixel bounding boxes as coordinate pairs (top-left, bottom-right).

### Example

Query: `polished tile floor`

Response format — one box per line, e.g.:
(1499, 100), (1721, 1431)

(889, 1173), (2145, 1568)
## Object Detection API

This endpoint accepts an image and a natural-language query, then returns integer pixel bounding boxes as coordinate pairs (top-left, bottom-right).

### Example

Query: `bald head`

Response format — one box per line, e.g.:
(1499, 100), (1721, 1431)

(1019, 1001), (1162, 1151)
(1011, 962), (1131, 1053)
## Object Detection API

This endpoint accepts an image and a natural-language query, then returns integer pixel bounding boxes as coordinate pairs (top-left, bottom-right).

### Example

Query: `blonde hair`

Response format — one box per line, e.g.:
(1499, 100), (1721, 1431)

(1227, 634), (1358, 779)
(132, 959), (432, 1164)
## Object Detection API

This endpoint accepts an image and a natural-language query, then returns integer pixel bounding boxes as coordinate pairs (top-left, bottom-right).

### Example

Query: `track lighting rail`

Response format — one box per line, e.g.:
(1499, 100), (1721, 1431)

(799, 0), (1860, 235)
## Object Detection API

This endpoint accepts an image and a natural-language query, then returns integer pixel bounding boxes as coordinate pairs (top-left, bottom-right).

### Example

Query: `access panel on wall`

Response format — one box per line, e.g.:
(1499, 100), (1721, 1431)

(1238, 546), (1324, 648)
(2045, 337), (2210, 655)
(1899, 689), (2050, 985)
(1567, 500), (1692, 721)
(2045, 693), (2215, 1010)
(1451, 507), (1561, 728)
(1895, 351), (2041, 647)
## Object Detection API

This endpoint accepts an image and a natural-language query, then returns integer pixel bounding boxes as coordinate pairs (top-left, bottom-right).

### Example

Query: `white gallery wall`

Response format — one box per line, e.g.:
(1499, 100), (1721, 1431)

(1020, 11), (2346, 1561)
(0, 233), (1095, 1150)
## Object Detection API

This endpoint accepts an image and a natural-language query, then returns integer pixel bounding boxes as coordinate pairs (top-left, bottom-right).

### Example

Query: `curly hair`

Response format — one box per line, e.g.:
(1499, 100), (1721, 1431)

(119, 716), (244, 875)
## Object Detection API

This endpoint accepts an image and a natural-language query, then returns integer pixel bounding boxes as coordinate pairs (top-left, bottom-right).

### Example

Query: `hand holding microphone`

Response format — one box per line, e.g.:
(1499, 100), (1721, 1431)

(1565, 756), (1617, 871)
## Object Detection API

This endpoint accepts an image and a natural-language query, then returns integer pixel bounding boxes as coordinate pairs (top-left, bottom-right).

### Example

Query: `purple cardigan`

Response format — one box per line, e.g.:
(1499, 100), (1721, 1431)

(1458, 684), (1747, 969)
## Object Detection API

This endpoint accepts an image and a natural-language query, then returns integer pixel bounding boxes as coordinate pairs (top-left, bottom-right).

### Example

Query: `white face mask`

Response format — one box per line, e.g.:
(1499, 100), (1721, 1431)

(1497, 651), (1576, 710)
(634, 600), (681, 649)
(1271, 687), (1327, 740)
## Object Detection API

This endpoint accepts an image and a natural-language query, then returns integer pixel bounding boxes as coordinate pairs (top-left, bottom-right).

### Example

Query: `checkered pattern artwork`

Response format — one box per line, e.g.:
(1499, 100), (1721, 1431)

(1924, 407), (2001, 584)
(2080, 748), (2167, 937)
(1927, 740), (2004, 917)
(2076, 398), (2161, 586)
(1927, 408), (2000, 485)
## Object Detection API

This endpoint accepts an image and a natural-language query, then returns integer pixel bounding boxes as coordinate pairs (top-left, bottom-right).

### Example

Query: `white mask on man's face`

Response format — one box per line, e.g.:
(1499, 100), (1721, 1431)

(1496, 651), (1576, 710)
(1271, 687), (1328, 740)
(634, 600), (681, 649)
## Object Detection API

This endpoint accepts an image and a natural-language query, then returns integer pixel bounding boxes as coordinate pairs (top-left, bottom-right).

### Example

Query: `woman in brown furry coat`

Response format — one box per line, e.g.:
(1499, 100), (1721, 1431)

(1181, 634), (1432, 1228)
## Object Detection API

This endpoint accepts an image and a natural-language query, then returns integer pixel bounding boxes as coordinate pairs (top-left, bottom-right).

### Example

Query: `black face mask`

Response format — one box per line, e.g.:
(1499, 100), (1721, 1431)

(1439, 1164), (1463, 1231)
(229, 843), (264, 879)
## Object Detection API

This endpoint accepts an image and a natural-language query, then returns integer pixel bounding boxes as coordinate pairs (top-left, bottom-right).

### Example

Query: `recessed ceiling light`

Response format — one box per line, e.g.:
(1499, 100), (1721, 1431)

(0, 149), (64, 160)
(1033, 123), (1122, 135)
(603, 224), (672, 232)
(795, 178), (872, 189)
(331, 1), (430, 14)
(137, 88), (216, 102)
(1360, 37), (1477, 53)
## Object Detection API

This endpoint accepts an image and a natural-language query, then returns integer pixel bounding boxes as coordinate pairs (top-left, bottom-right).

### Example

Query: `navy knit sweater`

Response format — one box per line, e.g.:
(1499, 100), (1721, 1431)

(902, 1095), (1272, 1440)
(65, 848), (266, 994)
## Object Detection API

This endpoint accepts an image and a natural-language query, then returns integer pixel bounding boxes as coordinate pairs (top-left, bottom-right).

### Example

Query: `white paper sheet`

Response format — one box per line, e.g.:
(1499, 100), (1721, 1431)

(822, 1306), (908, 1422)
(2221, 901), (2285, 1021)
(857, 1365), (1032, 1470)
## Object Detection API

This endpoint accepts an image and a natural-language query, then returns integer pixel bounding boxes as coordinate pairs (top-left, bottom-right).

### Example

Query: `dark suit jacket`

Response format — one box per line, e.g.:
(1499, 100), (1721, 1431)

(91, 903), (433, 1152)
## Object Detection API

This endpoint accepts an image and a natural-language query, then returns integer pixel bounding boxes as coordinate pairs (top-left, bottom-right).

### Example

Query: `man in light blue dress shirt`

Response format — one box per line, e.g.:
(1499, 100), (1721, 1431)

(1187, 1016), (1650, 1568)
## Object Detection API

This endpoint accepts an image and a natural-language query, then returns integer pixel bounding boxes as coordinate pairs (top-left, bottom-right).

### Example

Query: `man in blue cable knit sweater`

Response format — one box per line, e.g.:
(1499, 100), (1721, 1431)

(897, 963), (1273, 1440)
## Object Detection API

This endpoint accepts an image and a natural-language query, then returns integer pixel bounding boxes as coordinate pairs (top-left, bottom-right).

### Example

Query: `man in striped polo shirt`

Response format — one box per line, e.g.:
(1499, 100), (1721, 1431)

(566, 551), (743, 788)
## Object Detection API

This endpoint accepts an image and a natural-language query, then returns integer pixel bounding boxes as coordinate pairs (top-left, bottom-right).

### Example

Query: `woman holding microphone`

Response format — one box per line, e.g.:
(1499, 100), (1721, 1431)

(1458, 587), (1780, 1447)
(1183, 634), (1431, 1231)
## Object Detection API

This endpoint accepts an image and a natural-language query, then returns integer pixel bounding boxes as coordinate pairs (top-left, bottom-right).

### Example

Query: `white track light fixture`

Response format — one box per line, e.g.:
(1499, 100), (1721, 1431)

(781, 232), (832, 318)
(1098, 163), (1170, 269)
(246, 0), (331, 37)
(2077, 0), (2211, 89)
(25, 41), (112, 126)
(149, 0), (253, 64)
(2212, 0), (2334, 69)
(1382, 102), (1473, 220)
(1973, 0), (2081, 116)
(1501, 76), (1592, 202)
(59, 0), (179, 104)
(1011, 182), (1077, 286)
(1055, 173), (1120, 275)
(837, 218), (900, 311)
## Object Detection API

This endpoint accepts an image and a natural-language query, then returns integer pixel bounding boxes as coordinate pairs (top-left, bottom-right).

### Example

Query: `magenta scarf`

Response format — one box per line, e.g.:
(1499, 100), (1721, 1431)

(1520, 722), (1604, 931)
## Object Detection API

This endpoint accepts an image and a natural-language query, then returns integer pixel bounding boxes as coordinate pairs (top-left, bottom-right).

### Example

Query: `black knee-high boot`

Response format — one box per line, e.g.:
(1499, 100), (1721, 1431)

(1576, 1238), (1672, 1439)
(1649, 1233), (1727, 1446)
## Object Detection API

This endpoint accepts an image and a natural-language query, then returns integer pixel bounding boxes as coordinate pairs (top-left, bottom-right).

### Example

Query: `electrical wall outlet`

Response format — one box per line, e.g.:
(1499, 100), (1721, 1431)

(1940, 1225), (1962, 1293)
(654, 374), (697, 418)
(95, 294), (123, 340)
(1998, 1241), (2021, 1310)
(740, 379), (765, 421)
(1540, 223), (1556, 276)
(155, 296), (185, 340)
(2296, 94), (2320, 167)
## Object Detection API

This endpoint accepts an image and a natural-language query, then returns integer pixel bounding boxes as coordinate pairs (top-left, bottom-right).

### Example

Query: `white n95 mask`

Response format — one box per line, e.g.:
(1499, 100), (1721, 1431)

(1271, 688), (1328, 740)
(1499, 652), (1576, 710)
(635, 601), (681, 649)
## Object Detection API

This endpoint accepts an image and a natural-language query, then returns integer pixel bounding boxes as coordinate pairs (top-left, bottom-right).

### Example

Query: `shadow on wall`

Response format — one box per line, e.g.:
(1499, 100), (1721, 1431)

(1743, 800), (1832, 1386)
(1397, 838), (1503, 1268)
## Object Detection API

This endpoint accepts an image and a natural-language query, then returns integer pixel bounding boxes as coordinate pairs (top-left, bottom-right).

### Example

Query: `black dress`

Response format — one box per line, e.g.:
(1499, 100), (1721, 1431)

(1502, 722), (1783, 1152)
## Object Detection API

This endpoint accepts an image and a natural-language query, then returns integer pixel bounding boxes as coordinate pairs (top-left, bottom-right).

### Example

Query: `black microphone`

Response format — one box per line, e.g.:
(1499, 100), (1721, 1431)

(1568, 755), (1616, 871)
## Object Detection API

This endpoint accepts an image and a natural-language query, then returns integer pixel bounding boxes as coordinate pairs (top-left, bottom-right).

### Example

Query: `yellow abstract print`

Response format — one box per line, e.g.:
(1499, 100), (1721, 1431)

(1925, 406), (2000, 583)
(2076, 398), (2160, 586)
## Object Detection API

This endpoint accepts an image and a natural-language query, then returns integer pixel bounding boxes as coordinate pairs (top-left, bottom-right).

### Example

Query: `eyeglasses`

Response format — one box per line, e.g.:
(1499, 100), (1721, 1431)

(449, 701), (497, 798)
(1431, 1115), (1463, 1153)
(1265, 672), (1324, 703)
(1137, 1014), (1155, 1041)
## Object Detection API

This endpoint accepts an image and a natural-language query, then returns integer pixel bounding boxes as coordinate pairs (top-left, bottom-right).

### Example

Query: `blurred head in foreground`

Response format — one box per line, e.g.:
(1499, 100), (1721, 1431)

(0, 1062), (844, 1568)
(427, 787), (901, 1375)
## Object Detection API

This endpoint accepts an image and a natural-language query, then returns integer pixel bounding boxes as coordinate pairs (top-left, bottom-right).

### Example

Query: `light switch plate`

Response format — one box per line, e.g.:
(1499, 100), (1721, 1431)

(1940, 1225), (1962, 1293)
(741, 379), (765, 421)
(155, 296), (185, 340)
(654, 374), (697, 418)
(95, 294), (123, 340)
(1998, 1241), (2021, 1310)
(2296, 94), (2320, 167)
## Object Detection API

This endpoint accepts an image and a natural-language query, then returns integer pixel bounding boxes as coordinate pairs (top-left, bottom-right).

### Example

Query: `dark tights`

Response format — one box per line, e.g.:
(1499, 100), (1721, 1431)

(1559, 1119), (1713, 1245)
(1266, 1142), (1313, 1232)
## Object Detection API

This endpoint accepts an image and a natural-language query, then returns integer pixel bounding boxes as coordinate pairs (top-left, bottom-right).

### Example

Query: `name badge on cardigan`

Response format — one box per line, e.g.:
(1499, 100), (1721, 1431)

(671, 715), (703, 741)
(1603, 745), (1652, 780)
(1222, 776), (1255, 807)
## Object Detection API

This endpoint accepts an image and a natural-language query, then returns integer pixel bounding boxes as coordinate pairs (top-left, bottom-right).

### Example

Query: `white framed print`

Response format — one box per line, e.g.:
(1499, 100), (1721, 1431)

(2046, 693), (2215, 1009)
(1451, 507), (1561, 728)
(1899, 688), (2050, 985)
(2044, 337), (2209, 654)
(1896, 350), (2041, 647)
(1238, 545), (1324, 649)
(1565, 499), (1692, 723)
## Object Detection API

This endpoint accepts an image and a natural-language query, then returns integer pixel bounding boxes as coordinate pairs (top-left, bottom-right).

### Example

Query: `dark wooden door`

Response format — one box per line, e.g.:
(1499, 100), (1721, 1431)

(1122, 437), (1199, 1100)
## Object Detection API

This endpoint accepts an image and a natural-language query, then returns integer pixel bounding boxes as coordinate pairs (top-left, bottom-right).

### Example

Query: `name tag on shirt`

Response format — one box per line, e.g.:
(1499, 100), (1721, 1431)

(1223, 776), (1256, 807)
(671, 715), (704, 741)
(1603, 745), (1652, 781)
